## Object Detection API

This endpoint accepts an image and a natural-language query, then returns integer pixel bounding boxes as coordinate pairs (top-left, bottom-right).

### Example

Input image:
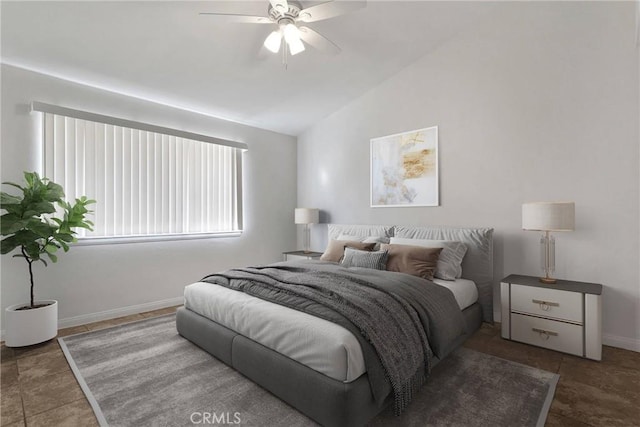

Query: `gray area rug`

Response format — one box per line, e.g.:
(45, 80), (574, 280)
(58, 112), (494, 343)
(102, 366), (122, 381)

(60, 314), (558, 427)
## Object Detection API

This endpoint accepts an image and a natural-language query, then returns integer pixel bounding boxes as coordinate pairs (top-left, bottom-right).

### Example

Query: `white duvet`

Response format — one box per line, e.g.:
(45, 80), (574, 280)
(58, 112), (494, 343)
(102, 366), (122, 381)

(184, 276), (477, 383)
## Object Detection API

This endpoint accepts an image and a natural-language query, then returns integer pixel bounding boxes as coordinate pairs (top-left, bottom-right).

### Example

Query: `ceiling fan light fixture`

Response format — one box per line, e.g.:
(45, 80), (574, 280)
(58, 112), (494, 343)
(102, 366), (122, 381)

(288, 37), (305, 55)
(264, 30), (282, 53)
(283, 23), (304, 55)
(283, 23), (301, 44)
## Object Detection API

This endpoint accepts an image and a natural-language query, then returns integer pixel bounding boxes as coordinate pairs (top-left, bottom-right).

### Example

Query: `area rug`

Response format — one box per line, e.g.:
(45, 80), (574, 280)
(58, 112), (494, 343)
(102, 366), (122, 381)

(59, 314), (558, 427)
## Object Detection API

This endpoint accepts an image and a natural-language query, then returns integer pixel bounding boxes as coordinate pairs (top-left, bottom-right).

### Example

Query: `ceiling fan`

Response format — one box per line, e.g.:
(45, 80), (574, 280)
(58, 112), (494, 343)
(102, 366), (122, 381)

(200, 0), (366, 66)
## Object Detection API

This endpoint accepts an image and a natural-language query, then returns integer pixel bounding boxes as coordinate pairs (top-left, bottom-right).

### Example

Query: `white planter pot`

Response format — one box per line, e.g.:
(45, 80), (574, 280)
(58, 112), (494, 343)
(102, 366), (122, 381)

(4, 300), (58, 347)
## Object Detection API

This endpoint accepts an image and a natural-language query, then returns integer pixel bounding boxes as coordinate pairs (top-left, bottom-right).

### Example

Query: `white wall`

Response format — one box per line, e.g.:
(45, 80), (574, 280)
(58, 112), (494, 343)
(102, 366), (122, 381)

(297, 2), (640, 350)
(1, 64), (297, 329)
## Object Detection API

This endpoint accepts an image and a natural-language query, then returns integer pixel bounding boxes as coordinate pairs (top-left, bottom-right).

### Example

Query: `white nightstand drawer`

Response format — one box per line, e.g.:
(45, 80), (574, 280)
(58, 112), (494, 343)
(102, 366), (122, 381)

(511, 284), (583, 323)
(511, 313), (583, 356)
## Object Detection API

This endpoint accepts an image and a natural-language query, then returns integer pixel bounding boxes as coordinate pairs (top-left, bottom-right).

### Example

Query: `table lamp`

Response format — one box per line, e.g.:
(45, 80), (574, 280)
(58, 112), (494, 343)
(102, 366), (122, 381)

(295, 208), (319, 253)
(522, 202), (575, 284)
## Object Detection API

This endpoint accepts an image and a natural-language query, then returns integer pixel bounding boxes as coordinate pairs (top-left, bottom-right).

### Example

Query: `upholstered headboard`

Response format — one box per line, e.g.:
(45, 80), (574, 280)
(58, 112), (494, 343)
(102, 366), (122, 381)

(326, 224), (494, 323)
(327, 224), (394, 241)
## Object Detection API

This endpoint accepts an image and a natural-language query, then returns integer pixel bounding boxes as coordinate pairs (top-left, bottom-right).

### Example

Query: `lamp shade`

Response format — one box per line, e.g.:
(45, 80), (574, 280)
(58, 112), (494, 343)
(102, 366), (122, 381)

(522, 202), (575, 231)
(284, 24), (305, 55)
(295, 208), (319, 224)
(264, 30), (282, 53)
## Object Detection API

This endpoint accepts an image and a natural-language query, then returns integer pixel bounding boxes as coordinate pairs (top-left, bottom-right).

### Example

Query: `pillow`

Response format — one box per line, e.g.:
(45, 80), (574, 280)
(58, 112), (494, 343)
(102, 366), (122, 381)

(389, 237), (468, 280)
(320, 240), (376, 263)
(337, 233), (390, 250)
(341, 247), (389, 270)
(380, 243), (442, 280)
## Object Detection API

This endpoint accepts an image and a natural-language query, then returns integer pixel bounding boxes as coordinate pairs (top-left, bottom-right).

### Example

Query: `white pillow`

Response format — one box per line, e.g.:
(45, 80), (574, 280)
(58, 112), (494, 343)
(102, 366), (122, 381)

(389, 237), (467, 280)
(337, 234), (390, 250)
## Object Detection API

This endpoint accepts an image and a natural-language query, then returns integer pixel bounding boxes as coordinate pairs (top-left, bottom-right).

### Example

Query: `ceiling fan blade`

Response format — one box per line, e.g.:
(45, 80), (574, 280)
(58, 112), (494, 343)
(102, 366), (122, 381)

(269, 0), (289, 13)
(297, 1), (366, 23)
(198, 13), (272, 24)
(298, 26), (341, 54)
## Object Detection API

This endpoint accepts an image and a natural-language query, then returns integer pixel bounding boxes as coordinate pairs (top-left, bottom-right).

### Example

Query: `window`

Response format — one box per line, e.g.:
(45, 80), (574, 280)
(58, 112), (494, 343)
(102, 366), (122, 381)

(34, 102), (246, 241)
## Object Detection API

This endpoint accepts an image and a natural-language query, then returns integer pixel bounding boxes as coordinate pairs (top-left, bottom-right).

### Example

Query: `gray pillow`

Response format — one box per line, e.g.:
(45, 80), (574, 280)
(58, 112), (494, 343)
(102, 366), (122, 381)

(320, 240), (376, 263)
(341, 247), (389, 270)
(389, 237), (467, 280)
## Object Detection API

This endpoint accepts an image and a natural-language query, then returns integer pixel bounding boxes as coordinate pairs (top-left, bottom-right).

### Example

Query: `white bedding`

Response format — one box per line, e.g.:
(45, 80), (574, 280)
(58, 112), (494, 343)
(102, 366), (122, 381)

(185, 281), (365, 383)
(184, 277), (478, 383)
(432, 278), (478, 311)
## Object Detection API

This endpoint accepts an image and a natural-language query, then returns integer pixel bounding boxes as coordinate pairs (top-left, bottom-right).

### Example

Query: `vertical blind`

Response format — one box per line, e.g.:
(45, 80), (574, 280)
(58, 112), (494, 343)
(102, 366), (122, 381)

(42, 111), (244, 239)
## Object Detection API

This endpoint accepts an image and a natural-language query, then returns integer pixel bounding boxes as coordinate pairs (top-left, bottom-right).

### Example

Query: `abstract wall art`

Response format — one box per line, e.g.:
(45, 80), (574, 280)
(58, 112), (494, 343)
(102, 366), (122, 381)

(370, 126), (438, 207)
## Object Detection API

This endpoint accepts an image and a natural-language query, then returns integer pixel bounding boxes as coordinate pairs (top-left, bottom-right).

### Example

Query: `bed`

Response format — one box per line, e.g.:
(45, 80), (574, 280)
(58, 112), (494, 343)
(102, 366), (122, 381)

(176, 224), (494, 427)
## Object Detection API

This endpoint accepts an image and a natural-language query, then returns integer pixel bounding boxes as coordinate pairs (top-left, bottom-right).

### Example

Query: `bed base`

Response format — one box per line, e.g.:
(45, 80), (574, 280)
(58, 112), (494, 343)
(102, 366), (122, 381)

(176, 303), (482, 427)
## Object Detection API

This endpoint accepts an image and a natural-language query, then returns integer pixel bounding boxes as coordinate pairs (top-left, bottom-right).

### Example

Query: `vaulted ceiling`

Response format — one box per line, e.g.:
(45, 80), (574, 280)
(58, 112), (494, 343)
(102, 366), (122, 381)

(1, 1), (499, 135)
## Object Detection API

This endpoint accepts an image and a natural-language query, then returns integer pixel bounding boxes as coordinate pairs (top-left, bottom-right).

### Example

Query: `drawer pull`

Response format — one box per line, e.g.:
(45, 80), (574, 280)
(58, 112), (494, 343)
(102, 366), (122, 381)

(532, 327), (558, 340)
(532, 299), (559, 311)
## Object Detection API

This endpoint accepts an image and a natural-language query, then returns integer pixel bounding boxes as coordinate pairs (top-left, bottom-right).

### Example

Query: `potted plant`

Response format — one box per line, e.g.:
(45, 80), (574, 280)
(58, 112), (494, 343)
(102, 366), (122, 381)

(1, 171), (94, 347)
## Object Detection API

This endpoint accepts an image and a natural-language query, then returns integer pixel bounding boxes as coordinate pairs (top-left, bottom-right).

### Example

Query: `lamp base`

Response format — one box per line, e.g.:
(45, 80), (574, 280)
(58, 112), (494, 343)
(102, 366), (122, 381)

(539, 277), (557, 284)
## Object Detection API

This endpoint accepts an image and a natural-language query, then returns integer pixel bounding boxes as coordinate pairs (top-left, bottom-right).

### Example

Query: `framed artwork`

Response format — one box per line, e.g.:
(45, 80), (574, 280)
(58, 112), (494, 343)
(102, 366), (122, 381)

(370, 126), (438, 207)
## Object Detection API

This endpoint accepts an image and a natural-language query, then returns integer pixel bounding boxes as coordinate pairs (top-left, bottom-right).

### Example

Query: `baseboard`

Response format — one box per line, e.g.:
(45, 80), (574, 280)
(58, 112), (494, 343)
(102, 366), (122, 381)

(1, 296), (184, 341)
(56, 296), (184, 329)
(603, 333), (640, 352)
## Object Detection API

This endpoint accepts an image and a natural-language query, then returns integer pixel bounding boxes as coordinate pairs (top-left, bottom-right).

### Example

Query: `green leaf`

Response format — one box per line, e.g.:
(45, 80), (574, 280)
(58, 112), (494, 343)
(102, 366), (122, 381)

(46, 252), (58, 263)
(44, 182), (65, 202)
(0, 204), (22, 215)
(2, 182), (23, 190)
(55, 233), (75, 242)
(1, 236), (19, 255)
(23, 171), (41, 188)
(14, 229), (42, 247)
(1, 214), (28, 235)
(23, 172), (35, 186)
(1, 192), (23, 216)
(23, 201), (56, 215)
(44, 244), (58, 254)
(0, 192), (22, 205)
(23, 242), (41, 261)
(25, 220), (57, 239)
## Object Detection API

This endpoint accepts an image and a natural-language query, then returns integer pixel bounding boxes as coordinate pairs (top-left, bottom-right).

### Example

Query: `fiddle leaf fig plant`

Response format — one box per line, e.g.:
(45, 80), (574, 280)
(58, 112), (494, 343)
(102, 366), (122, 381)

(1, 171), (95, 309)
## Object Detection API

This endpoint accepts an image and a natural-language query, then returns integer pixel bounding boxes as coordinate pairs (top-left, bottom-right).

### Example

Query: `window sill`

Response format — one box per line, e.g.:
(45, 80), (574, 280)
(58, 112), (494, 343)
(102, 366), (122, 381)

(75, 231), (243, 246)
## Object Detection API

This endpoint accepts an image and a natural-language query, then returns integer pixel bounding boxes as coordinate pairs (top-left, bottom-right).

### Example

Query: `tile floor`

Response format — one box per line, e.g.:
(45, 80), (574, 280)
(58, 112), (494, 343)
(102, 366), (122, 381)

(1, 307), (639, 426)
(465, 324), (640, 426)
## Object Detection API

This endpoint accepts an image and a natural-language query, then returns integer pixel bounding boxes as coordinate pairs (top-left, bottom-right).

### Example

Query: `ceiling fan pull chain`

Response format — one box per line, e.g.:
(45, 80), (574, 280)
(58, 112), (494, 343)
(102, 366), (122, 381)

(282, 39), (288, 69)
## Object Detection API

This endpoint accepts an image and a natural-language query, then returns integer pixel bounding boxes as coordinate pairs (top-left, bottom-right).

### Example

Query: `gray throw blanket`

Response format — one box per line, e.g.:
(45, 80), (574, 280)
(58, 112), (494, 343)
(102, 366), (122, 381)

(201, 261), (466, 414)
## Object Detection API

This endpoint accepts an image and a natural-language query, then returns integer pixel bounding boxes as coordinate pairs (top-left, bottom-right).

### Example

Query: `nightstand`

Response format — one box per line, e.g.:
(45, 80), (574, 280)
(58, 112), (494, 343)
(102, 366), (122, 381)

(500, 274), (602, 360)
(283, 250), (323, 261)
